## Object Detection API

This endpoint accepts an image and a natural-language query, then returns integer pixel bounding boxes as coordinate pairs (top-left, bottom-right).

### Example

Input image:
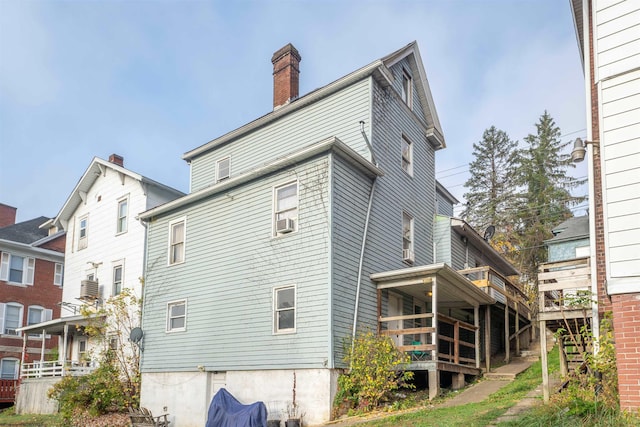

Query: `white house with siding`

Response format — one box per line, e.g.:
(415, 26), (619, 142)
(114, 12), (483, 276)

(16, 154), (184, 414)
(138, 42), (501, 426)
(570, 0), (640, 411)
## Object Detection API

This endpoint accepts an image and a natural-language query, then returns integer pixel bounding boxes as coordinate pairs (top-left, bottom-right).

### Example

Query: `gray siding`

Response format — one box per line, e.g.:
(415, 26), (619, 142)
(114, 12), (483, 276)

(433, 216), (452, 265)
(189, 79), (371, 192)
(331, 155), (375, 366)
(346, 73), (436, 342)
(387, 57), (428, 126)
(436, 191), (454, 217)
(142, 156), (331, 372)
(548, 238), (590, 262)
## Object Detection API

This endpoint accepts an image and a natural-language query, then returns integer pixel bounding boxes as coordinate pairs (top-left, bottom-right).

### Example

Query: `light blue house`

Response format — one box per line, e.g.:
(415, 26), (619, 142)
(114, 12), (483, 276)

(137, 42), (503, 426)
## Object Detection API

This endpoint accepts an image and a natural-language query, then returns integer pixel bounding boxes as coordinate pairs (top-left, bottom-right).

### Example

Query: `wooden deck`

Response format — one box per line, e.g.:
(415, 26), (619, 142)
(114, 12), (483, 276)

(0, 379), (18, 403)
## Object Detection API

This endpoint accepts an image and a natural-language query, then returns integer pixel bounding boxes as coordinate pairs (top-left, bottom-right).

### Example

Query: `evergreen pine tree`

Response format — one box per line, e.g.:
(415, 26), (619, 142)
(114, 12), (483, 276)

(462, 126), (518, 255)
(512, 111), (583, 287)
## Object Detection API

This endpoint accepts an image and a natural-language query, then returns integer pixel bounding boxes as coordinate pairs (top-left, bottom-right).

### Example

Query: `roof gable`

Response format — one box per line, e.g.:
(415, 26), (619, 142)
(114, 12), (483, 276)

(52, 157), (184, 229)
(183, 41), (445, 161)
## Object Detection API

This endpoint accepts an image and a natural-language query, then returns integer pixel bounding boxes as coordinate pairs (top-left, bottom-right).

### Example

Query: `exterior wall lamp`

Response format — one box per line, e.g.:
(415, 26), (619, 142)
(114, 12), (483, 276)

(571, 137), (599, 163)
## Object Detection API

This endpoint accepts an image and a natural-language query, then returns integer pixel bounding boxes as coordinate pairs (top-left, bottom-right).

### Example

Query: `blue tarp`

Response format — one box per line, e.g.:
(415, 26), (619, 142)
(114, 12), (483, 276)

(206, 388), (267, 427)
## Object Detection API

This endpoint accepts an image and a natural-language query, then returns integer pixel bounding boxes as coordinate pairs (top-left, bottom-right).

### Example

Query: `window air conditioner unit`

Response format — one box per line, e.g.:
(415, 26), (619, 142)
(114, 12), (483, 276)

(403, 249), (414, 262)
(276, 218), (295, 234)
(80, 279), (99, 300)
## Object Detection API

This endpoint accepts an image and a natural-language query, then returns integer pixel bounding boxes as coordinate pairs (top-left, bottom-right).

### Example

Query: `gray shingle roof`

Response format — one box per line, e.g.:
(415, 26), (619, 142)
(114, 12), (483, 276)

(547, 216), (589, 243)
(0, 216), (50, 244)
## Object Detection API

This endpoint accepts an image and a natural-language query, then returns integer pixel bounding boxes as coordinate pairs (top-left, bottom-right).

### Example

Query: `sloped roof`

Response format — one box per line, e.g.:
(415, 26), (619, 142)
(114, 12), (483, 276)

(183, 41), (444, 162)
(450, 217), (520, 276)
(546, 216), (589, 244)
(52, 157), (184, 229)
(0, 216), (50, 244)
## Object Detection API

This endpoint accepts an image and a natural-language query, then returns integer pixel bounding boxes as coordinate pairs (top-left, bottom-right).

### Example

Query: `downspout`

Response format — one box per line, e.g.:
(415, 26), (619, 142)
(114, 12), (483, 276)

(137, 217), (149, 367)
(350, 121), (379, 359)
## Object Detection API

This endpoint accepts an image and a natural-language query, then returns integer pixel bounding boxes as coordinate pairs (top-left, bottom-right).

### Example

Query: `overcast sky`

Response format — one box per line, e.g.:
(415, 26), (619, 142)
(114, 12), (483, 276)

(0, 0), (587, 223)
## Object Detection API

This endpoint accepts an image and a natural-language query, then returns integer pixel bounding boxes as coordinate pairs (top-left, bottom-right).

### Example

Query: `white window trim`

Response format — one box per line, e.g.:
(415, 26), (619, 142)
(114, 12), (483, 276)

(216, 157), (231, 182)
(273, 181), (299, 237)
(116, 196), (129, 235)
(78, 215), (89, 250)
(27, 305), (52, 338)
(112, 262), (124, 296)
(54, 263), (64, 286)
(1, 302), (24, 337)
(0, 357), (19, 380)
(401, 134), (413, 177)
(166, 299), (187, 333)
(402, 68), (413, 109)
(0, 252), (35, 285)
(402, 211), (415, 264)
(273, 285), (296, 335)
(168, 217), (187, 266)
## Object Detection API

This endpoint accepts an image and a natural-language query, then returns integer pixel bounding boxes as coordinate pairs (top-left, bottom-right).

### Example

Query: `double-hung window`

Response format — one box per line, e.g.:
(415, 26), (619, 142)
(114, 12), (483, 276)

(117, 197), (128, 234)
(78, 215), (88, 250)
(166, 300), (186, 332)
(1, 302), (23, 336)
(402, 212), (414, 263)
(54, 263), (64, 286)
(168, 218), (186, 265)
(0, 358), (18, 379)
(113, 265), (123, 296)
(0, 252), (34, 285)
(217, 157), (231, 182)
(401, 135), (413, 176)
(274, 286), (296, 334)
(27, 306), (51, 338)
(274, 182), (298, 235)
(401, 68), (412, 109)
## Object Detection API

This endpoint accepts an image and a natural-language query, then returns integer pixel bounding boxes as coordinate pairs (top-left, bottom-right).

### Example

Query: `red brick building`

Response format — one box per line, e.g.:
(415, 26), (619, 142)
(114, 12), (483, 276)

(0, 204), (65, 384)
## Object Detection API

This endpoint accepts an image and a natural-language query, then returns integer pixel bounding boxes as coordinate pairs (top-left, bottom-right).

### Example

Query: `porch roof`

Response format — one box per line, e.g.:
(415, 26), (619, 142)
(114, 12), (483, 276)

(371, 263), (495, 307)
(17, 314), (104, 335)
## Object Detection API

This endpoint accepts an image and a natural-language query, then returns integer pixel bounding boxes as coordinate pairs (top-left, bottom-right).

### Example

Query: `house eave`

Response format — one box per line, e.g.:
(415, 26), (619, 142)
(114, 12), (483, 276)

(0, 238), (65, 262)
(141, 136), (383, 221)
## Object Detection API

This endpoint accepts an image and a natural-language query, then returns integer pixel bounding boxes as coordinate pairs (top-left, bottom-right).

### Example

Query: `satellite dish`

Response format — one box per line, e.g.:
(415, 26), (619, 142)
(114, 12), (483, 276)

(483, 225), (495, 241)
(129, 327), (144, 344)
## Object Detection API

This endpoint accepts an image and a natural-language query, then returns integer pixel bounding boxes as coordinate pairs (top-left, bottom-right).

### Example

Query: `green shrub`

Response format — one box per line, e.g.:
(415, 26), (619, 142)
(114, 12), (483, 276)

(335, 331), (414, 413)
(48, 352), (134, 421)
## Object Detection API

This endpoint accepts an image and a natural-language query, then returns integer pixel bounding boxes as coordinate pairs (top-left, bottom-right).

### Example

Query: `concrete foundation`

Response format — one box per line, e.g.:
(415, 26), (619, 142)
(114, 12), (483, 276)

(141, 368), (337, 427)
(15, 378), (60, 415)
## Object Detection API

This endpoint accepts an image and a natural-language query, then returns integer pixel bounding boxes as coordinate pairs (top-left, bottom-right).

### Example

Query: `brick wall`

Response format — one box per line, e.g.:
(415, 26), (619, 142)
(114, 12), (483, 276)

(611, 293), (640, 410)
(1, 257), (63, 360)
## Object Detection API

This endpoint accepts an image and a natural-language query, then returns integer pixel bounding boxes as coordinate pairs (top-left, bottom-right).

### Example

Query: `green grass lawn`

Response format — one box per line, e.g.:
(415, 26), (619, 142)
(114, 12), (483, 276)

(354, 347), (559, 427)
(0, 407), (63, 426)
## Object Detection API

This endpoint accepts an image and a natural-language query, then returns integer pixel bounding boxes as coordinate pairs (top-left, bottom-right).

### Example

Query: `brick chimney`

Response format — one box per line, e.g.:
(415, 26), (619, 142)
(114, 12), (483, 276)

(271, 43), (301, 109)
(0, 203), (17, 228)
(109, 154), (124, 167)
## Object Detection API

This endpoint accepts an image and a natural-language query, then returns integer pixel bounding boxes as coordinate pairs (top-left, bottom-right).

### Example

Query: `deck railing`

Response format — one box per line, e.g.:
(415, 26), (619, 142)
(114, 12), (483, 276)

(437, 313), (478, 366)
(378, 312), (436, 361)
(0, 379), (18, 402)
(459, 266), (530, 318)
(538, 257), (592, 320)
(21, 361), (95, 379)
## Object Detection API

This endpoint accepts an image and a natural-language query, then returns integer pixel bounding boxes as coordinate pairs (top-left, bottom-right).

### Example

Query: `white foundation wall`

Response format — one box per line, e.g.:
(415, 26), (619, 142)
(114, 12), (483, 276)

(141, 368), (338, 427)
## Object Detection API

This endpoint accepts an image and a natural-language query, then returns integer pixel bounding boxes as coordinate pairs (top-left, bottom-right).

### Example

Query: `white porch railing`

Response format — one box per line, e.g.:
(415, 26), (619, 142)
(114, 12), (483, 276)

(21, 361), (95, 379)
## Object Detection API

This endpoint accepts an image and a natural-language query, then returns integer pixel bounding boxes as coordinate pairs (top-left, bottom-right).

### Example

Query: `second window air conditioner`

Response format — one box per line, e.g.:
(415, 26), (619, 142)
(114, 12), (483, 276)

(403, 249), (414, 262)
(276, 218), (295, 234)
(80, 279), (99, 300)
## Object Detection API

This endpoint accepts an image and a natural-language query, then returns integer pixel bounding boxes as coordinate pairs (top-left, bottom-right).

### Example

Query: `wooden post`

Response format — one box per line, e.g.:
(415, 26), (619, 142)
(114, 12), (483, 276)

(504, 305), (510, 363)
(428, 369), (439, 400)
(376, 288), (382, 335)
(485, 305), (491, 372)
(540, 320), (550, 402)
(20, 334), (27, 378)
(475, 305), (480, 369)
(432, 277), (438, 362)
(454, 321), (460, 364)
(515, 302), (520, 356)
(62, 324), (68, 377)
(559, 337), (568, 377)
